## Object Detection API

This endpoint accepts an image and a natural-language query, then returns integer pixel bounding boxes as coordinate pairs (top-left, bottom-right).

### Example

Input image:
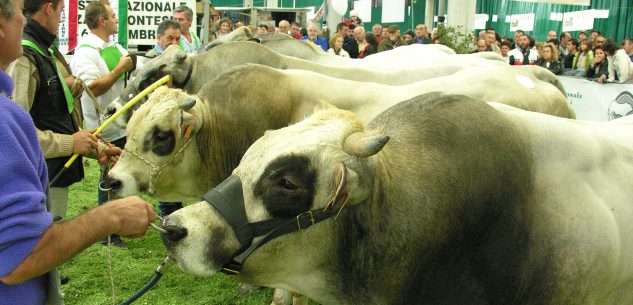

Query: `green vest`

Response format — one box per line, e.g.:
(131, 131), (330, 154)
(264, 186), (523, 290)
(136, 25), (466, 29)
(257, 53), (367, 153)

(78, 44), (125, 80)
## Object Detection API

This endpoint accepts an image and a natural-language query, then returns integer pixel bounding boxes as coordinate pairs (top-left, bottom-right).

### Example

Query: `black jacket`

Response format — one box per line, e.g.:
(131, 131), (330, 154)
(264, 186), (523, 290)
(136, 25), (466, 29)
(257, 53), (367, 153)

(22, 18), (83, 187)
(586, 59), (609, 79)
(343, 35), (359, 58)
(535, 58), (563, 75)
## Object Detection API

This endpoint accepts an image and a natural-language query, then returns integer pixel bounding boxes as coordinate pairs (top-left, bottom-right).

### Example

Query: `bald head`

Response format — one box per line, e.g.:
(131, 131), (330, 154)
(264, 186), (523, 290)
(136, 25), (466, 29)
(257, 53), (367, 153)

(307, 23), (319, 40)
(278, 20), (289, 34)
(354, 27), (366, 42)
(547, 31), (557, 42)
(372, 24), (382, 37)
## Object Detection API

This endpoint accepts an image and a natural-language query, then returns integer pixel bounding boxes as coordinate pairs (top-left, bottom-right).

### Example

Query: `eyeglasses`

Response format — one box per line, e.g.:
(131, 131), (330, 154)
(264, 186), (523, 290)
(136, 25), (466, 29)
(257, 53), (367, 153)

(596, 40), (606, 43)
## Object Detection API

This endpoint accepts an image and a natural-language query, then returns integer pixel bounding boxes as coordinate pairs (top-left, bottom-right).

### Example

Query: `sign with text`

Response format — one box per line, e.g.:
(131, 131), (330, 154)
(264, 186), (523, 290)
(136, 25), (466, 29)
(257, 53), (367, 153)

(562, 9), (594, 32)
(475, 14), (489, 29)
(125, 0), (196, 45)
(559, 76), (633, 122)
(59, 0), (196, 52)
(510, 13), (534, 32)
(513, 0), (590, 5)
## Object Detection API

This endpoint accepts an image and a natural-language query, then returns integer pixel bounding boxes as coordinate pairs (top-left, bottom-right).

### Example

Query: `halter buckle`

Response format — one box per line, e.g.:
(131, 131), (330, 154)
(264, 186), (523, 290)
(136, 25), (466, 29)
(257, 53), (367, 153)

(296, 211), (315, 231)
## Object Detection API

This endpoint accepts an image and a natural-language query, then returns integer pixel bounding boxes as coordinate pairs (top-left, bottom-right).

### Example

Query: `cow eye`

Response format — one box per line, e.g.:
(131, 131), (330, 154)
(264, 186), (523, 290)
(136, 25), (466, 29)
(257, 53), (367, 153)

(279, 178), (298, 190)
(156, 132), (171, 142)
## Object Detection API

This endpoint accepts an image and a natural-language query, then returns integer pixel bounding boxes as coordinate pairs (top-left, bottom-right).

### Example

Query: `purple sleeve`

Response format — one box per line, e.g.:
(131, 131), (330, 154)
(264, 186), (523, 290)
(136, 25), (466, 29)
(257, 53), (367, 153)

(0, 96), (52, 277)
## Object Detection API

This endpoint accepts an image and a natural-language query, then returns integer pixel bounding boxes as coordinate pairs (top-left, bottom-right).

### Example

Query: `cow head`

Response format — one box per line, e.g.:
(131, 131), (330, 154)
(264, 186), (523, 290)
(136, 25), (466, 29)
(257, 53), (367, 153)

(107, 45), (193, 128)
(205, 26), (257, 50)
(161, 106), (389, 277)
(107, 86), (205, 201)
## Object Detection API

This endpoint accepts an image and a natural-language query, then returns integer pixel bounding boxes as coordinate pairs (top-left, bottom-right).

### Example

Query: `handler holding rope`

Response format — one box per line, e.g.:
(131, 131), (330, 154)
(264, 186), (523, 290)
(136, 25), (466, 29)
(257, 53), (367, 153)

(0, 1), (156, 304)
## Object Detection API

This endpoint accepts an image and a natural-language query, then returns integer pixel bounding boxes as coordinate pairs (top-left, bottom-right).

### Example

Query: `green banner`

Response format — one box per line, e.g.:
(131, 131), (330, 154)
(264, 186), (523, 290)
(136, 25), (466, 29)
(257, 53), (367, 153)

(118, 0), (128, 48)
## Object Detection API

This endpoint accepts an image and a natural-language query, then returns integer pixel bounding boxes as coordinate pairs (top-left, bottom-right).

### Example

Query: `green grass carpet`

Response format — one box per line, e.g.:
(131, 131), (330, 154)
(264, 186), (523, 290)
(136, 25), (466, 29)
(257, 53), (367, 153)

(62, 160), (281, 305)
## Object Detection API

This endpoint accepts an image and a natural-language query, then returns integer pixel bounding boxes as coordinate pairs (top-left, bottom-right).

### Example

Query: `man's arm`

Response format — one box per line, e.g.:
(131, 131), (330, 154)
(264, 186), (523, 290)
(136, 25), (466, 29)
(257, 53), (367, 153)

(88, 56), (134, 97)
(0, 196), (155, 285)
(614, 52), (631, 83)
(8, 56), (99, 158)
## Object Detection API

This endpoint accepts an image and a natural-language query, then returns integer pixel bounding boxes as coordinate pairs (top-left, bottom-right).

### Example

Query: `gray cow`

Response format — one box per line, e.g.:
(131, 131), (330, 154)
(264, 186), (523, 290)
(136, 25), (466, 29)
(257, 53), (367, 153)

(160, 93), (633, 305)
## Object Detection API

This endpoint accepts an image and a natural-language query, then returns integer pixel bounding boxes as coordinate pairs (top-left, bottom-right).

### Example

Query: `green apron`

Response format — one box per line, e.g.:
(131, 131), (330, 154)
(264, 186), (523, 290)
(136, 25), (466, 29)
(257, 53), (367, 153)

(78, 44), (125, 80)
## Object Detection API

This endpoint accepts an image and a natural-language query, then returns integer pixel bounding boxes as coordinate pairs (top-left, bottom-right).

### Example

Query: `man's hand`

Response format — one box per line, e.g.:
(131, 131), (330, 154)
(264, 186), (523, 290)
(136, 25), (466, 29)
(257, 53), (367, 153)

(597, 74), (607, 83)
(106, 196), (157, 238)
(99, 146), (123, 165)
(65, 76), (84, 99)
(117, 56), (135, 73)
(72, 130), (97, 155)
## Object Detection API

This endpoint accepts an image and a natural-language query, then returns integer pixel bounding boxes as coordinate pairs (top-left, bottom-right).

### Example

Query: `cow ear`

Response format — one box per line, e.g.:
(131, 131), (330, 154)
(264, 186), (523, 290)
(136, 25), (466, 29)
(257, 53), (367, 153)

(333, 163), (370, 207)
(179, 97), (203, 140)
(343, 131), (389, 158)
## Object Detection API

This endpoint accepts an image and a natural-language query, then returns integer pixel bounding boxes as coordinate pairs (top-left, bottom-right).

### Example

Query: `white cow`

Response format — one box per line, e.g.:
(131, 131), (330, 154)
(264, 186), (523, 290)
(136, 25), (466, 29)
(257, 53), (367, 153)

(161, 93), (633, 305)
(107, 63), (573, 200)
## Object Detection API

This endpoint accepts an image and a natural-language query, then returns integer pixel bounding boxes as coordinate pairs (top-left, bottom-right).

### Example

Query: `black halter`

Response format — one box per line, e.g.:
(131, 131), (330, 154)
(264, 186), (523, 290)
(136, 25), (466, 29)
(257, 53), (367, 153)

(203, 171), (349, 275)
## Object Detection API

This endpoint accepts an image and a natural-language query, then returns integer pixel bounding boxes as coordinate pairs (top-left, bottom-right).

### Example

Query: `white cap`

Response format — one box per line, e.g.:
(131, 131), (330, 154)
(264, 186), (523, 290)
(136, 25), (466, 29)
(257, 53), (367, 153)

(350, 10), (359, 17)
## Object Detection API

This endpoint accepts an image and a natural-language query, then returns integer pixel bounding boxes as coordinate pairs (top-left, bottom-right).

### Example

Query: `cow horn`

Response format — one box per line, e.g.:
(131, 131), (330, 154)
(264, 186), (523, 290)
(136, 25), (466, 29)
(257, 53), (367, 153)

(343, 132), (389, 158)
(179, 98), (196, 110)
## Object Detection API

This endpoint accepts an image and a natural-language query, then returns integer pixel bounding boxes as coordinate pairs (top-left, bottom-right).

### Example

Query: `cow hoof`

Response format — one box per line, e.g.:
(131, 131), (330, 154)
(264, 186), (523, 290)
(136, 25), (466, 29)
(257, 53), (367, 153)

(236, 283), (262, 295)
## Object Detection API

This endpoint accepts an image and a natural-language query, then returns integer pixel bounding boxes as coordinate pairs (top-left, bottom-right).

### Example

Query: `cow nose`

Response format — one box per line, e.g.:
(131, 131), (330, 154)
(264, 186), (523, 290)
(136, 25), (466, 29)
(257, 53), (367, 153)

(101, 176), (122, 191)
(163, 224), (188, 243)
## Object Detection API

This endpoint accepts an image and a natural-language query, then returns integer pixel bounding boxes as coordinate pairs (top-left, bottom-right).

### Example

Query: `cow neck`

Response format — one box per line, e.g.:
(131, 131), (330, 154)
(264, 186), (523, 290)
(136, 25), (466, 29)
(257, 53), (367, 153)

(204, 165), (350, 275)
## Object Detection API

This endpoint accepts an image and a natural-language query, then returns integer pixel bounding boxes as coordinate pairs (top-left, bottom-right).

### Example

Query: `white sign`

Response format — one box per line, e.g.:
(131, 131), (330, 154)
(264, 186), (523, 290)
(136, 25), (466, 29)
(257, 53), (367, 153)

(505, 15), (511, 23)
(513, 0), (590, 5)
(126, 0), (196, 45)
(594, 9), (609, 19)
(381, 0), (405, 23)
(492, 15), (498, 22)
(562, 9), (594, 32)
(559, 76), (633, 122)
(474, 14), (489, 30)
(354, 0), (372, 23)
(510, 13), (535, 32)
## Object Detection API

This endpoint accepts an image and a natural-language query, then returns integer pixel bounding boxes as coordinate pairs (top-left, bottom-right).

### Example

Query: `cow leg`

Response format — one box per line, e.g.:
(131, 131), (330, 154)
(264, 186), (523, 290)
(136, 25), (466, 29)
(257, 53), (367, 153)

(292, 292), (308, 305)
(271, 288), (292, 305)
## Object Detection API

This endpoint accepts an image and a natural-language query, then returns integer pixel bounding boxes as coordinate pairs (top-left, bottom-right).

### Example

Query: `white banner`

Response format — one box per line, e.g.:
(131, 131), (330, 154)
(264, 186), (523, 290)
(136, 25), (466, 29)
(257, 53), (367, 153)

(562, 9), (594, 32)
(559, 76), (633, 122)
(381, 0), (405, 23)
(475, 14), (489, 30)
(126, 0), (196, 46)
(513, 0), (590, 5)
(354, 0), (372, 23)
(510, 13), (534, 32)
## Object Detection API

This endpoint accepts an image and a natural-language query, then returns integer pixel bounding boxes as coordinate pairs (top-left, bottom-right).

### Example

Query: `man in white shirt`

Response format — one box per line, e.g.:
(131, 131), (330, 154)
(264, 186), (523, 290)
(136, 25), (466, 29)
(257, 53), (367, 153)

(608, 38), (633, 83)
(173, 5), (199, 54)
(69, 1), (135, 246)
(508, 34), (538, 65)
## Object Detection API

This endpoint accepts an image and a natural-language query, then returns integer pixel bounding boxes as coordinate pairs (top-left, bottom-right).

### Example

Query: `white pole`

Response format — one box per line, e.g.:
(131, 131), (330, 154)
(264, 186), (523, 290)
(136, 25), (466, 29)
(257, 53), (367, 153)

(202, 0), (210, 45)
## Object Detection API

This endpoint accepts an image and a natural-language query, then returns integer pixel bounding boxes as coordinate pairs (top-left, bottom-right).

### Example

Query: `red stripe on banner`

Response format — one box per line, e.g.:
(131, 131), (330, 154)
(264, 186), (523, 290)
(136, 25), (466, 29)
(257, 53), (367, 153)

(68, 0), (77, 52)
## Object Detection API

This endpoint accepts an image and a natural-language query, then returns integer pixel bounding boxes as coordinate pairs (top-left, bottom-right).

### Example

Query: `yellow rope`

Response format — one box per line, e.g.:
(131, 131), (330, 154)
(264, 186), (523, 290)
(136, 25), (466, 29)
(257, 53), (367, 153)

(63, 75), (172, 168)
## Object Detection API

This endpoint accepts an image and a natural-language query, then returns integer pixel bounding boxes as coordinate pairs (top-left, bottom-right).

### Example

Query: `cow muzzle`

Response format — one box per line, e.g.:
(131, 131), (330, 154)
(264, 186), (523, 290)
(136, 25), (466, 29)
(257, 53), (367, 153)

(182, 166), (350, 275)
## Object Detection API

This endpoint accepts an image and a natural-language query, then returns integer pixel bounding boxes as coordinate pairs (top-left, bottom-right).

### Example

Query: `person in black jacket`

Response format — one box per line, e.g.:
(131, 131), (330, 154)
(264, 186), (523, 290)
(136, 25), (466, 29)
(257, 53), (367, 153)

(535, 44), (562, 75)
(586, 46), (609, 82)
(359, 32), (378, 58)
(337, 22), (359, 58)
